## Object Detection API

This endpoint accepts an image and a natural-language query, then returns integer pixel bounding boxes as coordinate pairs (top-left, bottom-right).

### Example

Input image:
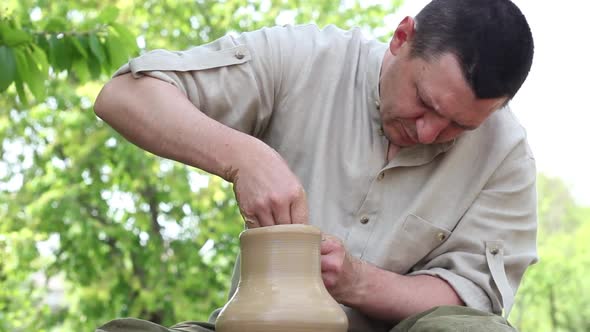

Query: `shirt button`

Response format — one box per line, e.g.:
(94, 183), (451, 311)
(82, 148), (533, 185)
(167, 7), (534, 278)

(235, 50), (245, 59)
(490, 247), (500, 255)
(378, 127), (385, 136)
(375, 100), (380, 110)
(360, 216), (370, 224)
(436, 232), (446, 241)
(377, 172), (385, 181)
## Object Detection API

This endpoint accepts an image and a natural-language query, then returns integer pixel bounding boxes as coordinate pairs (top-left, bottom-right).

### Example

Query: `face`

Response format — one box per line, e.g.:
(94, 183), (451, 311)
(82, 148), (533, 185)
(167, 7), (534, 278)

(379, 18), (507, 147)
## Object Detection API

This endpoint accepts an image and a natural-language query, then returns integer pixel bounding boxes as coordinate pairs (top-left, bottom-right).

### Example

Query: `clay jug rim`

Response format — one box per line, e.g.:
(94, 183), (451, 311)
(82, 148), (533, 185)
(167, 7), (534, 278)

(241, 224), (321, 238)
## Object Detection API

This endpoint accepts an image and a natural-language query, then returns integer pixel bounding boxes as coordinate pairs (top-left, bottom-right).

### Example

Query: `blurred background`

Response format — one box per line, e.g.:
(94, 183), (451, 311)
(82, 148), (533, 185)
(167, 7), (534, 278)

(0, 0), (587, 331)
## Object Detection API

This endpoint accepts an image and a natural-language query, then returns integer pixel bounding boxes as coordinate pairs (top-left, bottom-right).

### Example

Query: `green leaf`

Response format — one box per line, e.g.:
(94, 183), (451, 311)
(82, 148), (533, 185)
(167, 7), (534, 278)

(72, 59), (90, 82)
(111, 23), (137, 50)
(14, 47), (30, 79)
(30, 44), (49, 77)
(48, 35), (59, 68)
(87, 52), (103, 80)
(71, 36), (89, 58)
(53, 38), (68, 71)
(14, 74), (28, 105)
(44, 17), (68, 33)
(34, 34), (50, 54)
(13, 45), (47, 101)
(88, 34), (106, 65)
(0, 46), (16, 91)
(0, 23), (32, 46)
(97, 6), (120, 24)
(62, 38), (76, 72)
(48, 36), (75, 72)
(27, 44), (49, 100)
(105, 34), (128, 70)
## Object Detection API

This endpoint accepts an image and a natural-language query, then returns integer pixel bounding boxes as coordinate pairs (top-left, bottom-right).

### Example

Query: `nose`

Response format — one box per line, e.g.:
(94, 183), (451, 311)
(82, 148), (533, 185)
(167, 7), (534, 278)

(416, 112), (450, 144)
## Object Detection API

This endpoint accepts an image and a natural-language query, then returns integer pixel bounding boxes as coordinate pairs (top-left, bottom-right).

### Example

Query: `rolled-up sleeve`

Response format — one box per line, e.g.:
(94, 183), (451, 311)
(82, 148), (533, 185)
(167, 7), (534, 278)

(112, 28), (283, 137)
(409, 140), (538, 317)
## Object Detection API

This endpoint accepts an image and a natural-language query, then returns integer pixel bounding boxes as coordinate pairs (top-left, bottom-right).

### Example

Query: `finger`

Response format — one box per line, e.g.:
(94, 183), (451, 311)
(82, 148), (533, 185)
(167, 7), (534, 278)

(242, 214), (260, 229)
(255, 208), (275, 228)
(290, 189), (309, 224)
(272, 202), (292, 225)
(320, 235), (340, 255)
(240, 208), (258, 229)
(321, 254), (336, 272)
(322, 271), (337, 290)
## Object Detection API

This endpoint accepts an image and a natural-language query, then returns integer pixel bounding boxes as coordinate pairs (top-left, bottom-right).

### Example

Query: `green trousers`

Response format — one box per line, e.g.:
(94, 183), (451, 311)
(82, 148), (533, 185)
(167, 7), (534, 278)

(96, 306), (516, 332)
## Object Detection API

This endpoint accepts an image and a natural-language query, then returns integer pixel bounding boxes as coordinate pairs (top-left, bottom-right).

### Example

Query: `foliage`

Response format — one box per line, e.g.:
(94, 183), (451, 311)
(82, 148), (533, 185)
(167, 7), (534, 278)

(511, 175), (590, 332)
(0, 2), (136, 105)
(5, 1), (587, 331)
(0, 0), (401, 331)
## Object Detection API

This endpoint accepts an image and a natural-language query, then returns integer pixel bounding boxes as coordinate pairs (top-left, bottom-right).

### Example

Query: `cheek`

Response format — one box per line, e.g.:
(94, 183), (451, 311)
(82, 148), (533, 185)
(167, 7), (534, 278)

(382, 98), (417, 120)
(380, 83), (397, 109)
(380, 81), (420, 119)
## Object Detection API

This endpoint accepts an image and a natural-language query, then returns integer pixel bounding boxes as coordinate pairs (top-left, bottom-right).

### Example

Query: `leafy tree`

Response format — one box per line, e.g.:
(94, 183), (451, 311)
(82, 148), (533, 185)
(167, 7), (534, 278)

(511, 174), (590, 332)
(0, 0), (401, 330)
(0, 1), (136, 104)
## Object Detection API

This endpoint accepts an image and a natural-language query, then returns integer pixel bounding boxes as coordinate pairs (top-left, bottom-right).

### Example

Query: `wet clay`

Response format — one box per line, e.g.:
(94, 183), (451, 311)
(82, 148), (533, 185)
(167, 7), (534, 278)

(216, 224), (348, 332)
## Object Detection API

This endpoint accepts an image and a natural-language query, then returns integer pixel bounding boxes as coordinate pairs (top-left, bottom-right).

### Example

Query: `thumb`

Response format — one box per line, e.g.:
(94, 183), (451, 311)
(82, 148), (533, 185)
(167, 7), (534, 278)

(320, 234), (341, 255)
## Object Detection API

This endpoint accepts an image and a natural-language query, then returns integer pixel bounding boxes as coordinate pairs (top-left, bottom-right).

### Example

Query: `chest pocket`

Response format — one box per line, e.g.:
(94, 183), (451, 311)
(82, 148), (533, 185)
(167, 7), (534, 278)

(378, 214), (451, 274)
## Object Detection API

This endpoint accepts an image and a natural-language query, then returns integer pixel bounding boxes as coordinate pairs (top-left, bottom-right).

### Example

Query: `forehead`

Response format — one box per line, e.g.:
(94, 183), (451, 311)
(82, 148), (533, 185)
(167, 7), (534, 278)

(416, 53), (506, 124)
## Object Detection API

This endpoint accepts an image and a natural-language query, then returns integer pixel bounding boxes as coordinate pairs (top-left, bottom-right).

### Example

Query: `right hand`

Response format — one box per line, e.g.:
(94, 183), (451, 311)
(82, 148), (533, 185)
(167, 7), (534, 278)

(225, 136), (309, 228)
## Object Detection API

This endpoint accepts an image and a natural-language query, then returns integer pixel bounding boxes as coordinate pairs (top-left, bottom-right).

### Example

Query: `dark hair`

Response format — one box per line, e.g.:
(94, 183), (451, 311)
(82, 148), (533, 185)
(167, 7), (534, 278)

(411, 0), (534, 100)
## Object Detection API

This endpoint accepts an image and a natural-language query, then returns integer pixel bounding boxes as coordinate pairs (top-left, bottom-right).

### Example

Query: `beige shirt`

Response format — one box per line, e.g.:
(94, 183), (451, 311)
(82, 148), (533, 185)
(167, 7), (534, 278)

(115, 24), (538, 331)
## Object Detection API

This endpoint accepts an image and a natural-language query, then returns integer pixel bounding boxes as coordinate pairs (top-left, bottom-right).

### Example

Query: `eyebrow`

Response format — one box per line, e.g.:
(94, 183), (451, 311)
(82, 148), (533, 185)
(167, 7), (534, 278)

(416, 86), (478, 130)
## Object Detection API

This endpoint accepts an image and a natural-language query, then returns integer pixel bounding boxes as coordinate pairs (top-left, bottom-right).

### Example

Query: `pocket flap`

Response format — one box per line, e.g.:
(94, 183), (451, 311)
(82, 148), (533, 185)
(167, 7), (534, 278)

(403, 214), (451, 247)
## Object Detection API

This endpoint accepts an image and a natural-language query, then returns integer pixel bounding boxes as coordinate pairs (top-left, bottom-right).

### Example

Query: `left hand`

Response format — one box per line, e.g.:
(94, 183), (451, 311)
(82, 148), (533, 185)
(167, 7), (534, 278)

(320, 233), (365, 305)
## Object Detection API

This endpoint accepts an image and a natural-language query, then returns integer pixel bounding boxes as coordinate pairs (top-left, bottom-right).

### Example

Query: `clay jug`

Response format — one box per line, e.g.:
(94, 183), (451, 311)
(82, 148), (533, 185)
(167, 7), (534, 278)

(215, 224), (349, 332)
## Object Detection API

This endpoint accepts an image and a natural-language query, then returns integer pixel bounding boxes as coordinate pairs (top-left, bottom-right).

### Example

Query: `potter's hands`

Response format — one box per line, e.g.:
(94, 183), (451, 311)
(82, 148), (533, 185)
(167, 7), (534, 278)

(227, 136), (309, 228)
(320, 234), (366, 305)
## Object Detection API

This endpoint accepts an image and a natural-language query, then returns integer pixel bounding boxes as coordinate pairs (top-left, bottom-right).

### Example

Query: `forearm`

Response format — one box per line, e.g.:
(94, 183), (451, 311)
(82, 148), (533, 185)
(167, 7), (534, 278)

(347, 261), (464, 322)
(94, 74), (254, 181)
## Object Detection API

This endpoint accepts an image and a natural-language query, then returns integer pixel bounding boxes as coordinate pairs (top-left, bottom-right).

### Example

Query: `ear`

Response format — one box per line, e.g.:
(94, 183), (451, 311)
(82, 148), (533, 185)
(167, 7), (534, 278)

(389, 16), (416, 56)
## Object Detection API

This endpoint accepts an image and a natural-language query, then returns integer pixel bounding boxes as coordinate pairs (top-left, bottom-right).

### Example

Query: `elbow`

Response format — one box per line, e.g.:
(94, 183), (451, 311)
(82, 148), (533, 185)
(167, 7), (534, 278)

(94, 79), (115, 121)
(93, 73), (132, 121)
(93, 90), (107, 120)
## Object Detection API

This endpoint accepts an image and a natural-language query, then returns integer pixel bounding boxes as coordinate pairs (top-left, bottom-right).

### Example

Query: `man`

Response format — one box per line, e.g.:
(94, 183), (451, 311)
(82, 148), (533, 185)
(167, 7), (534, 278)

(94, 0), (536, 331)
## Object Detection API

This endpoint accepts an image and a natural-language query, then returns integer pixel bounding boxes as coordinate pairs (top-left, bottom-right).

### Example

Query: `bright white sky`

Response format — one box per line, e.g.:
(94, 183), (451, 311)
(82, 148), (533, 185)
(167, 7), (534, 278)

(382, 0), (590, 205)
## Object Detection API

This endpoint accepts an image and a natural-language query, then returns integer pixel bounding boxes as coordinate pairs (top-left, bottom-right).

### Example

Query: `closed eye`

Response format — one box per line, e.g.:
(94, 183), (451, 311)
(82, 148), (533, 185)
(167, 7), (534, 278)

(416, 85), (477, 131)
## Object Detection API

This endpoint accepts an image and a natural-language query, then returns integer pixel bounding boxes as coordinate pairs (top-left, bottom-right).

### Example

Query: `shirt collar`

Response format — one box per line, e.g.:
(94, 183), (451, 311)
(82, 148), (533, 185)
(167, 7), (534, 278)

(386, 140), (456, 169)
(366, 41), (387, 125)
